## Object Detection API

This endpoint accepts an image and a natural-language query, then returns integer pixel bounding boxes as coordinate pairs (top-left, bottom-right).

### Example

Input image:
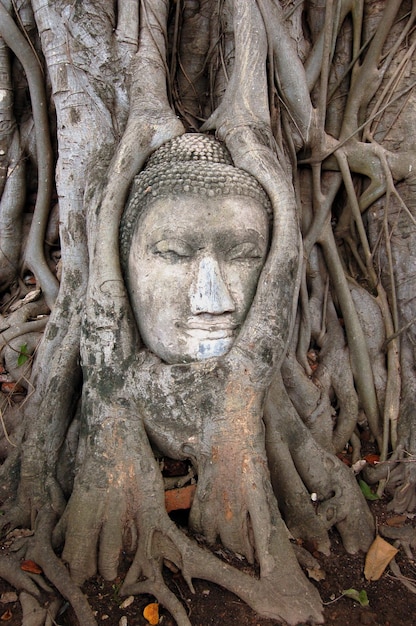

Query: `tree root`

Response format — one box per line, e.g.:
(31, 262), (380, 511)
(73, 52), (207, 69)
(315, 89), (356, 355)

(364, 445), (416, 513)
(122, 522), (324, 626)
(386, 464), (416, 513)
(380, 524), (416, 561)
(56, 401), (323, 625)
(61, 474), (324, 625)
(0, 319), (48, 353)
(389, 557), (416, 596)
(20, 593), (61, 626)
(265, 423), (332, 555)
(0, 553), (41, 598)
(122, 538), (193, 626)
(20, 592), (48, 626)
(0, 3), (57, 309)
(265, 374), (374, 554)
(0, 507), (97, 625)
(29, 506), (98, 626)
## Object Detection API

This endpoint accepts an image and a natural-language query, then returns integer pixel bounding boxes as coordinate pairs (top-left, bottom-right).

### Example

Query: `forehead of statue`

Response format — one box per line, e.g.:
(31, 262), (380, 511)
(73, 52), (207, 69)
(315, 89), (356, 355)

(133, 194), (270, 247)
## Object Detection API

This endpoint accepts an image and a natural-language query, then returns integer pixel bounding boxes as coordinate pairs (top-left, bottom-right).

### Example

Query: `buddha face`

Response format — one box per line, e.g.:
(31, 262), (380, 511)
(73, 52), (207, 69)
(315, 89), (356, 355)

(127, 194), (269, 364)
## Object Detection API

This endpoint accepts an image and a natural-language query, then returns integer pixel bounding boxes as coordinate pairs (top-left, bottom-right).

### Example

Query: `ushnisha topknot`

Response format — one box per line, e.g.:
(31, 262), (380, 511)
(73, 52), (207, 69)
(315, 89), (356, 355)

(119, 133), (272, 269)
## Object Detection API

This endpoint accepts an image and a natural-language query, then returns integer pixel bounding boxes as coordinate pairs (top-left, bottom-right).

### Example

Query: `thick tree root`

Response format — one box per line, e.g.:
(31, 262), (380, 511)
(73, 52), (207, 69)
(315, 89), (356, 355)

(265, 375), (375, 554)
(57, 404), (323, 626)
(121, 522), (324, 626)
(60, 469), (323, 625)
(29, 506), (98, 626)
(0, 507), (97, 626)
(20, 592), (48, 626)
(20, 593), (61, 626)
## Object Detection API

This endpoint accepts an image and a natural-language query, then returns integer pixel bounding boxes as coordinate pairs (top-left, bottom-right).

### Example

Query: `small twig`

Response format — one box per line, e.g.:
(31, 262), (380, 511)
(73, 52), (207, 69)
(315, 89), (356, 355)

(368, 39), (416, 140)
(389, 558), (416, 595)
(318, 275), (329, 343)
(169, 0), (181, 84)
(10, 0), (44, 74)
(383, 318), (416, 348)
(283, 0), (304, 20)
(0, 407), (16, 447)
(0, 318), (48, 351)
(322, 593), (344, 606)
(298, 80), (416, 167)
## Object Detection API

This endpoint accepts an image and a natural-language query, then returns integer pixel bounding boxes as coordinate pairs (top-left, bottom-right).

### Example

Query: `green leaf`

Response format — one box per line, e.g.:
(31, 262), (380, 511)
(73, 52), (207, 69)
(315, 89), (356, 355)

(359, 479), (380, 501)
(342, 588), (369, 607)
(17, 343), (29, 367)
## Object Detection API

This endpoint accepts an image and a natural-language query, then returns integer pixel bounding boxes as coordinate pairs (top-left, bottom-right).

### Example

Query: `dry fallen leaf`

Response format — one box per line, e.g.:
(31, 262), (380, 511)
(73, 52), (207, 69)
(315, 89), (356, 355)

(364, 535), (398, 581)
(363, 454), (380, 466)
(0, 609), (13, 621)
(307, 565), (326, 582)
(6, 528), (34, 541)
(20, 559), (42, 574)
(119, 596), (134, 609)
(336, 453), (352, 467)
(0, 592), (18, 604)
(1, 382), (25, 395)
(386, 515), (407, 528)
(9, 289), (41, 311)
(143, 602), (159, 625)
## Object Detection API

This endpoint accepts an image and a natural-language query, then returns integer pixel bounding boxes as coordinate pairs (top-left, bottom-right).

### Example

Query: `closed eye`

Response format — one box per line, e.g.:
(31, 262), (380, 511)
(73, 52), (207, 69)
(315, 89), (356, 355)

(226, 242), (264, 261)
(151, 238), (194, 261)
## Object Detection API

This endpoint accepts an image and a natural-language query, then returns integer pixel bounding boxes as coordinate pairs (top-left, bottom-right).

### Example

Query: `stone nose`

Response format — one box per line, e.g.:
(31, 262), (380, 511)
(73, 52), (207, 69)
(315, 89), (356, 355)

(190, 256), (235, 315)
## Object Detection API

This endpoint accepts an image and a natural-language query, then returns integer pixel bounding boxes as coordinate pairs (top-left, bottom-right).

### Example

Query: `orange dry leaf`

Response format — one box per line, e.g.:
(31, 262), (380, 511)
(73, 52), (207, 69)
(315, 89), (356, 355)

(364, 535), (398, 581)
(143, 602), (159, 625)
(386, 515), (407, 527)
(306, 350), (319, 372)
(20, 559), (43, 574)
(0, 609), (13, 621)
(364, 454), (380, 466)
(1, 381), (25, 394)
(336, 453), (351, 467)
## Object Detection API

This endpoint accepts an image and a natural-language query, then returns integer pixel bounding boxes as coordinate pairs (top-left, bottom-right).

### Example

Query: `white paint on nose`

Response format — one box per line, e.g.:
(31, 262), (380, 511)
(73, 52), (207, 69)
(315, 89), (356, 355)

(190, 256), (235, 315)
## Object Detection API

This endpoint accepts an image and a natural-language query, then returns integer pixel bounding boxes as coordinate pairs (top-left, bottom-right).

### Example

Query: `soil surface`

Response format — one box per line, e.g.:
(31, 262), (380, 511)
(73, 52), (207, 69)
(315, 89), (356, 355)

(1, 500), (415, 626)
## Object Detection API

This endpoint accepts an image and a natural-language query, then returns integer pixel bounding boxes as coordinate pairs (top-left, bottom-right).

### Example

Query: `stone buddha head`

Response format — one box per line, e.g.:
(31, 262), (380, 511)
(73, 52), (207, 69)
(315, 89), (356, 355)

(120, 134), (272, 364)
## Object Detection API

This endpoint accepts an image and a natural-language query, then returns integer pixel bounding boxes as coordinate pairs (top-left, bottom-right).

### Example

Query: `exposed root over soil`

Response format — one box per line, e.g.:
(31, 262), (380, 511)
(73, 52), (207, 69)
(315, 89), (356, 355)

(0, 501), (415, 626)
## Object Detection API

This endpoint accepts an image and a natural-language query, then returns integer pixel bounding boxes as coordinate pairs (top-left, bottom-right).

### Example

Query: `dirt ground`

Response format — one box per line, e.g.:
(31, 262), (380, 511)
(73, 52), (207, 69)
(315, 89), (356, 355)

(1, 498), (415, 626)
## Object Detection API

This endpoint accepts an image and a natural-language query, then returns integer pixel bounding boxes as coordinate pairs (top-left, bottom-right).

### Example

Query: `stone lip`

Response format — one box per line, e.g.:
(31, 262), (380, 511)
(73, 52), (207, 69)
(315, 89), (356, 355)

(185, 328), (234, 338)
(183, 319), (238, 340)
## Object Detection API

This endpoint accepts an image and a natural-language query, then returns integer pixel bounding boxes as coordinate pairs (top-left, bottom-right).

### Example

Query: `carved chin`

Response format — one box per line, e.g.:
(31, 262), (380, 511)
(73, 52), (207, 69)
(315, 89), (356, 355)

(148, 334), (235, 364)
(194, 336), (234, 360)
